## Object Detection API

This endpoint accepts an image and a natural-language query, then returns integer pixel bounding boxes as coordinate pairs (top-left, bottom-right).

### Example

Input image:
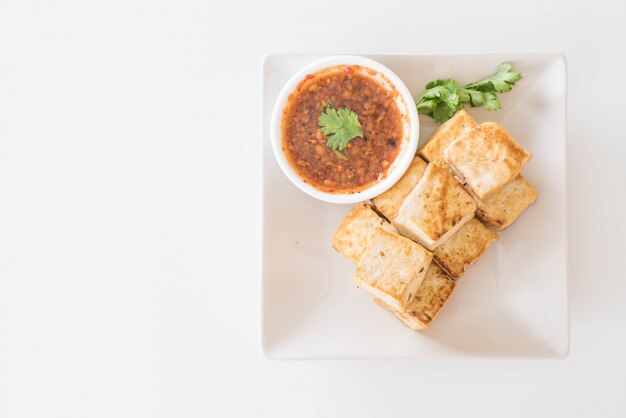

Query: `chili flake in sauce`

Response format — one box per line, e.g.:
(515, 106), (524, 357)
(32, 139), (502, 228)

(281, 65), (403, 194)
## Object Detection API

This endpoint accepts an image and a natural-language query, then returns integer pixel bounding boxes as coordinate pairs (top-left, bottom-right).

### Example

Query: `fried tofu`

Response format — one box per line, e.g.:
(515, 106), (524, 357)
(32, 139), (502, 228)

(418, 110), (477, 167)
(374, 263), (456, 331)
(476, 175), (538, 231)
(444, 122), (532, 201)
(433, 218), (498, 279)
(371, 156), (428, 221)
(393, 163), (477, 251)
(354, 227), (432, 312)
(332, 203), (397, 263)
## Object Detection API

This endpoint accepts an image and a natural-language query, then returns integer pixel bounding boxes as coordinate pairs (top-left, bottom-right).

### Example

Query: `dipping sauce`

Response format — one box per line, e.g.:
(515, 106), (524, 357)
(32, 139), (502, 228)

(281, 65), (404, 194)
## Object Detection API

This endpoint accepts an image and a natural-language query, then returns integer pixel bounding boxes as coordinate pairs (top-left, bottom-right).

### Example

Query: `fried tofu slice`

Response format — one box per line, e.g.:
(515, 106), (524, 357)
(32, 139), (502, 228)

(433, 218), (498, 279)
(393, 163), (477, 251)
(354, 227), (433, 312)
(418, 110), (477, 167)
(476, 174), (538, 231)
(374, 263), (456, 331)
(332, 203), (397, 263)
(371, 156), (428, 221)
(444, 122), (532, 201)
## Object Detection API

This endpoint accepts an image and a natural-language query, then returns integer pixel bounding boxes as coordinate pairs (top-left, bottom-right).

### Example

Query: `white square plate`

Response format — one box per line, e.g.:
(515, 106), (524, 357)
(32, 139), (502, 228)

(261, 53), (568, 359)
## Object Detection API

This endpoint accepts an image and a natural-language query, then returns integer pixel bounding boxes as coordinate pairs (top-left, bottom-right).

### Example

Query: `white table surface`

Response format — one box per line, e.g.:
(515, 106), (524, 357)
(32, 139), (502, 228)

(0, 1), (625, 417)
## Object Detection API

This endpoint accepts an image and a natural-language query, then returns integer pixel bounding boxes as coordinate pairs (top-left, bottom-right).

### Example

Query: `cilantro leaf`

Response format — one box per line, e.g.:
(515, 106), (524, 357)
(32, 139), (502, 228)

(460, 88), (485, 107)
(416, 98), (437, 113)
(416, 79), (463, 123)
(318, 106), (364, 151)
(464, 62), (522, 93)
(482, 92), (501, 111)
(415, 62), (522, 123)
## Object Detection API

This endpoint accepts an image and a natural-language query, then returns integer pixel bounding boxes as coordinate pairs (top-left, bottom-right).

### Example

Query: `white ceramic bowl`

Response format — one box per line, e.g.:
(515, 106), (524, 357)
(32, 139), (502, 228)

(270, 55), (419, 204)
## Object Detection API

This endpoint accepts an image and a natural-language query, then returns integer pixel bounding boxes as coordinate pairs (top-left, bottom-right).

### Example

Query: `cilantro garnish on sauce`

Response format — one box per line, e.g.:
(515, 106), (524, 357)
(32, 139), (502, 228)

(318, 106), (364, 151)
(416, 62), (522, 123)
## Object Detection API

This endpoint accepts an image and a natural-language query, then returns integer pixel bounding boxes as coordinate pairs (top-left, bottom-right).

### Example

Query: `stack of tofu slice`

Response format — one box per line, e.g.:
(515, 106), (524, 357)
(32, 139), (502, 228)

(332, 110), (537, 331)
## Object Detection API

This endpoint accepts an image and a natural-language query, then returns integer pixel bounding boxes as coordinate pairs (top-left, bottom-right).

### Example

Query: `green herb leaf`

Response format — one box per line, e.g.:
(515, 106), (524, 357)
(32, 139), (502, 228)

(461, 88), (485, 107)
(416, 79), (463, 123)
(416, 98), (438, 113)
(318, 106), (364, 151)
(464, 62), (522, 93)
(483, 92), (501, 111)
(415, 62), (522, 123)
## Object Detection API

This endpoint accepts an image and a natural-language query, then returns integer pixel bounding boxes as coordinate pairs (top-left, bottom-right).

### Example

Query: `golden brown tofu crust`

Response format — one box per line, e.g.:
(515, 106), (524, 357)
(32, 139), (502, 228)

(374, 263), (456, 330)
(332, 203), (397, 263)
(354, 228), (432, 311)
(394, 163), (477, 247)
(418, 110), (477, 167)
(444, 122), (532, 200)
(433, 218), (498, 279)
(476, 175), (538, 230)
(371, 156), (428, 221)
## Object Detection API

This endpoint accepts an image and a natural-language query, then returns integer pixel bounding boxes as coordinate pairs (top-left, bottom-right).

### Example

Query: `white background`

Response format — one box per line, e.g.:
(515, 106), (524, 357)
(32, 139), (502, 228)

(0, 0), (624, 417)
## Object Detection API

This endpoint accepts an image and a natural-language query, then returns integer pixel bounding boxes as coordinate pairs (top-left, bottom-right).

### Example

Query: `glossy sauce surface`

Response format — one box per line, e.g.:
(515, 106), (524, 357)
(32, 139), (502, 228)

(282, 66), (403, 193)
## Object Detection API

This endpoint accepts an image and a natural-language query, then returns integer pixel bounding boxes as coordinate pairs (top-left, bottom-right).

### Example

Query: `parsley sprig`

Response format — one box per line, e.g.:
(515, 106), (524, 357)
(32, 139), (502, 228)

(416, 62), (522, 123)
(318, 106), (364, 151)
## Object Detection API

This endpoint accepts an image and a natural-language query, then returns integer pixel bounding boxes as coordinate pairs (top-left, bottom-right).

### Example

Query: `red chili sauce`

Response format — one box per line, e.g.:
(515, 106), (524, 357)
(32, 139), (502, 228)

(281, 66), (403, 193)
